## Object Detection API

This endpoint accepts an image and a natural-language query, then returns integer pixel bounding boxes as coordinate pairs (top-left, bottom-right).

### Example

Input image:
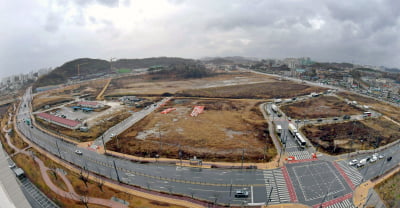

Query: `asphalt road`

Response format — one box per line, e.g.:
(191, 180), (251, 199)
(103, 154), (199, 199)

(15, 86), (400, 207)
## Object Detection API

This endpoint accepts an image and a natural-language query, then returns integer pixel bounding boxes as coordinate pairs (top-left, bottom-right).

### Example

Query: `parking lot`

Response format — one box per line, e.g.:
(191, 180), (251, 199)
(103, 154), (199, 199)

(286, 160), (353, 206)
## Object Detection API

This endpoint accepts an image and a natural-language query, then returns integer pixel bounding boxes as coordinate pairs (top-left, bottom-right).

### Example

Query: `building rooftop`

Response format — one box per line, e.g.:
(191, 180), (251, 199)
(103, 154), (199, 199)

(78, 101), (99, 106)
(37, 112), (81, 128)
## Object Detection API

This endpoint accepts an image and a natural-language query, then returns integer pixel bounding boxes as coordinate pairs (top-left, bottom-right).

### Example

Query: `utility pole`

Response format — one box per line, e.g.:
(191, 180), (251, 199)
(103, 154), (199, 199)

(241, 149), (245, 169)
(101, 135), (107, 154)
(55, 140), (62, 159)
(110, 57), (116, 73)
(266, 187), (273, 206)
(112, 160), (120, 182)
(76, 62), (88, 77)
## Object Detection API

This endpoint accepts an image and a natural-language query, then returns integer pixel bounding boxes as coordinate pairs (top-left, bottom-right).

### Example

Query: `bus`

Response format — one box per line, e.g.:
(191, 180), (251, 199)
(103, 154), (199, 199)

(288, 123), (297, 135)
(295, 133), (307, 148)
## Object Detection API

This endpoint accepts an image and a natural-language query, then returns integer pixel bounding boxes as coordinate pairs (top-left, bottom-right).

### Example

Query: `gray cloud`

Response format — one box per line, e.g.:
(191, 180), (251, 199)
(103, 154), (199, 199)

(1, 0), (400, 79)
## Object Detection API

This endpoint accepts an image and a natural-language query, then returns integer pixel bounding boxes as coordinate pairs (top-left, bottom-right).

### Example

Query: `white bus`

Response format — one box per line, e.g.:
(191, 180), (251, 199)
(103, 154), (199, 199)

(295, 133), (307, 148)
(288, 123), (297, 136)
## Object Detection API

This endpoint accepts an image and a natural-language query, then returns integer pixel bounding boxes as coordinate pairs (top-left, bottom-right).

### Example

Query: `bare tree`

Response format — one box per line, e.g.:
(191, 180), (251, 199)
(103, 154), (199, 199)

(79, 168), (89, 187)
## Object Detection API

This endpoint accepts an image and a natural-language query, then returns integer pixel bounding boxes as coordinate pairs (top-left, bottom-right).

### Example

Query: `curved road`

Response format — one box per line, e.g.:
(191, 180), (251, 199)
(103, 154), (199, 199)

(15, 87), (400, 207)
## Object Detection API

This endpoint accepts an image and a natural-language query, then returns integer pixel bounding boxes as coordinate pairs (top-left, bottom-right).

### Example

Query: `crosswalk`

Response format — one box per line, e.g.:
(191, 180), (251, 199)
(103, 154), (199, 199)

(337, 161), (363, 187)
(287, 151), (312, 160)
(326, 199), (356, 208)
(263, 169), (291, 204)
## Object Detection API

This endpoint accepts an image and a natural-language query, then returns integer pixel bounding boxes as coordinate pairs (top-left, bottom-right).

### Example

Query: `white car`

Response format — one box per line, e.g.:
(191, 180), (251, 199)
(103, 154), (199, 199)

(370, 156), (378, 163)
(378, 154), (385, 159)
(74, 150), (83, 155)
(372, 153), (379, 158)
(348, 159), (358, 166)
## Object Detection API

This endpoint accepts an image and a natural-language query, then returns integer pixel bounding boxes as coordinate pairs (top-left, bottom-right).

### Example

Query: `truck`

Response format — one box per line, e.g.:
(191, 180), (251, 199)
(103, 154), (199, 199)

(288, 123), (297, 136)
(357, 158), (367, 167)
(276, 125), (282, 135)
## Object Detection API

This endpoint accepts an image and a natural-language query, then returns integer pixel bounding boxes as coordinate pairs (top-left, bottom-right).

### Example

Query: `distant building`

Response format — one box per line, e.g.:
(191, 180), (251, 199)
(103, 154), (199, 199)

(77, 101), (103, 109)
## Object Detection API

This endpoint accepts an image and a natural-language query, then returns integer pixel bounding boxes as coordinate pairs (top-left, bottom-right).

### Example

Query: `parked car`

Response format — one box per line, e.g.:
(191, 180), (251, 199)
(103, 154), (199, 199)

(378, 154), (385, 159)
(317, 118), (323, 122)
(74, 150), (83, 155)
(333, 117), (339, 120)
(370, 156), (378, 163)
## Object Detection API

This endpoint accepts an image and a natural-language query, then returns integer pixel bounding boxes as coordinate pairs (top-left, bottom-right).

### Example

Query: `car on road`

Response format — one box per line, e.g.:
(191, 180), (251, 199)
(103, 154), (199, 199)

(343, 115), (351, 120)
(317, 118), (323, 122)
(110, 133), (115, 138)
(378, 154), (385, 159)
(370, 156), (378, 163)
(8, 162), (16, 169)
(333, 117), (339, 120)
(348, 159), (358, 166)
(234, 189), (249, 198)
(387, 156), (392, 162)
(74, 150), (83, 155)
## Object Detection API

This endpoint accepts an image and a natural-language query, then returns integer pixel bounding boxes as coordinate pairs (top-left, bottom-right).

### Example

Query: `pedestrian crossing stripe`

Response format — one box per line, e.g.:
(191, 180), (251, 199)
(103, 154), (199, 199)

(263, 169), (291, 204)
(287, 151), (312, 160)
(337, 161), (363, 187)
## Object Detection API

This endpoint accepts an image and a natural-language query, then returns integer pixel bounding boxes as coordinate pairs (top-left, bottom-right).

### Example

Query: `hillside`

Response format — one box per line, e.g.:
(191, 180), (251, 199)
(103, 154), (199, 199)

(33, 57), (196, 88)
(34, 58), (109, 88)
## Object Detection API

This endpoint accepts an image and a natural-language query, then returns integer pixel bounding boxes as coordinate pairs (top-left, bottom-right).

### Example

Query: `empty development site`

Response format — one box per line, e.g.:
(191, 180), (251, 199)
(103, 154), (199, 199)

(2, 57), (400, 208)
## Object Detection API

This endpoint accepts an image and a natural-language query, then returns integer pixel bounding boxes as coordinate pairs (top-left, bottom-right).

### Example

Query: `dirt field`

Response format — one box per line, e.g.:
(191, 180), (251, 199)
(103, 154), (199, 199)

(337, 92), (400, 123)
(301, 117), (400, 155)
(375, 171), (400, 208)
(105, 72), (277, 97)
(106, 98), (276, 162)
(281, 95), (363, 119)
(33, 79), (108, 111)
(178, 80), (326, 99)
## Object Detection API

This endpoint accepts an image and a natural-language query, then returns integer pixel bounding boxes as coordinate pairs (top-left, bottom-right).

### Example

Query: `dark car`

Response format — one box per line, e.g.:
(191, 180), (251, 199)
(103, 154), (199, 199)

(343, 115), (351, 120)
(387, 156), (392, 162)
(317, 118), (323, 122)
(234, 190), (249, 198)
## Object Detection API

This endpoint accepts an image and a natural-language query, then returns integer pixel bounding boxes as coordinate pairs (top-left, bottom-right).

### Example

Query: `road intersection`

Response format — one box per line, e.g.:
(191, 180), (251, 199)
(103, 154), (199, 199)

(14, 86), (400, 207)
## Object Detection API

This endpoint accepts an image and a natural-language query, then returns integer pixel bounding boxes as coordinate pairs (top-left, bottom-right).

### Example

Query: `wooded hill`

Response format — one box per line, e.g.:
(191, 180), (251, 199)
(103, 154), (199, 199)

(33, 57), (195, 88)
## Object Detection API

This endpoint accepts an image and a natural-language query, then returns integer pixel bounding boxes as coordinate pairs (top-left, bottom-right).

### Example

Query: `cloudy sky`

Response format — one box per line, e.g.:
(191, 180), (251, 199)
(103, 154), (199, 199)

(1, 0), (399, 78)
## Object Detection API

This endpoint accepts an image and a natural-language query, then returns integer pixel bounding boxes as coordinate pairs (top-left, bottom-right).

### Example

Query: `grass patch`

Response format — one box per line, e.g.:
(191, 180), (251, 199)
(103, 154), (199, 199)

(375, 171), (400, 208)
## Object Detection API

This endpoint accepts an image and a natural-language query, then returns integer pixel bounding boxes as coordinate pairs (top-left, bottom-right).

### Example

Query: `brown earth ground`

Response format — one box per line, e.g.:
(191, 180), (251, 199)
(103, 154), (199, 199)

(337, 91), (400, 123)
(105, 72), (273, 96)
(33, 79), (108, 111)
(281, 95), (363, 119)
(177, 80), (326, 99)
(301, 117), (400, 155)
(374, 169), (400, 208)
(107, 98), (276, 162)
